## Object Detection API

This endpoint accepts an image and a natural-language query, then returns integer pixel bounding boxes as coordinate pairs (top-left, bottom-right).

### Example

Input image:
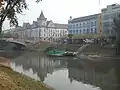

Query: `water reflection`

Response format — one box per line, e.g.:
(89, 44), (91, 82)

(10, 52), (120, 90)
(67, 59), (117, 90)
(11, 52), (67, 82)
(0, 50), (25, 59)
(113, 57), (120, 90)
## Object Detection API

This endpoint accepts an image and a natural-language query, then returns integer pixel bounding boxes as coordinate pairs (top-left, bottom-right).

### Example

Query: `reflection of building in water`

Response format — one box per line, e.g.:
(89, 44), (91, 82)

(67, 60), (117, 90)
(13, 52), (66, 82)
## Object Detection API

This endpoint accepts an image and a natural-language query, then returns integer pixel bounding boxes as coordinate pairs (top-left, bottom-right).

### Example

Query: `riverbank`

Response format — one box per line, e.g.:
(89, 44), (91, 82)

(83, 44), (115, 56)
(26, 41), (82, 52)
(0, 64), (53, 90)
(30, 42), (115, 54)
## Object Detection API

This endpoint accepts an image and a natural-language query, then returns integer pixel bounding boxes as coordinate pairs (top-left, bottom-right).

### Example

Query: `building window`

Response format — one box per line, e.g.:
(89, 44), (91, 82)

(87, 22), (89, 25)
(95, 21), (96, 26)
(83, 29), (85, 34)
(91, 28), (93, 33)
(71, 24), (73, 28)
(73, 30), (75, 34)
(69, 30), (72, 34)
(76, 29), (78, 34)
(91, 22), (93, 26)
(79, 23), (81, 28)
(79, 29), (81, 34)
(83, 23), (85, 27)
(87, 29), (89, 34)
(76, 24), (78, 27)
(73, 24), (75, 28)
(95, 28), (97, 33)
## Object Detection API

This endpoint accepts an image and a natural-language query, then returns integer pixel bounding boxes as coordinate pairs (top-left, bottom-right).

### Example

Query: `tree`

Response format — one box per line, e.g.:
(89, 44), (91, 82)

(0, 0), (42, 34)
(68, 34), (73, 39)
(113, 14), (120, 55)
(0, 0), (4, 7)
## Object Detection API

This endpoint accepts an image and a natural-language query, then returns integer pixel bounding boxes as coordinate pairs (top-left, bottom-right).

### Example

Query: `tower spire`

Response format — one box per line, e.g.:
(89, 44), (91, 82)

(39, 10), (46, 20)
(41, 10), (43, 13)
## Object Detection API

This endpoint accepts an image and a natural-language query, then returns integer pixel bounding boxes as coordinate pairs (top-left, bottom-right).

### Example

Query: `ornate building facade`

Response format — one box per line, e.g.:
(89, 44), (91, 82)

(6, 11), (68, 42)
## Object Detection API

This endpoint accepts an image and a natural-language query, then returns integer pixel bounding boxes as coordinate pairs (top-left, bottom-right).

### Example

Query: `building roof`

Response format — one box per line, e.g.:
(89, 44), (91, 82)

(33, 21), (40, 27)
(39, 11), (46, 20)
(46, 21), (52, 26)
(69, 14), (100, 23)
(23, 23), (31, 28)
(54, 23), (68, 29)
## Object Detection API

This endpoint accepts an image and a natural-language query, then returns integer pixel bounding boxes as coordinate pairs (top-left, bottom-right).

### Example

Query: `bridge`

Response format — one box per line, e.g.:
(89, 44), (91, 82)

(0, 38), (27, 50)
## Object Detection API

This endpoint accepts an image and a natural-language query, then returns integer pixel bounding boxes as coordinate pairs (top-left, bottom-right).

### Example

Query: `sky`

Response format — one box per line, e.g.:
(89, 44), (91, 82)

(3, 0), (120, 30)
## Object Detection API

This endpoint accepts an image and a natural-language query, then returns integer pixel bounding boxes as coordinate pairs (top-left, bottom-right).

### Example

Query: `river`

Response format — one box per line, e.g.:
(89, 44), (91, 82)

(8, 51), (120, 90)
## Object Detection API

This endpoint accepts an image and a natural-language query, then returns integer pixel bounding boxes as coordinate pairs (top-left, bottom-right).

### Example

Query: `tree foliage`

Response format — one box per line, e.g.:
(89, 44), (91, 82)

(68, 34), (73, 39)
(0, 0), (42, 33)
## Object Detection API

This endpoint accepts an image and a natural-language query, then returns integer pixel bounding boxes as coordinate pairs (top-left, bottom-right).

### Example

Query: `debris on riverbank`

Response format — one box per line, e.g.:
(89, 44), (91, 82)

(83, 44), (116, 56)
(0, 65), (53, 90)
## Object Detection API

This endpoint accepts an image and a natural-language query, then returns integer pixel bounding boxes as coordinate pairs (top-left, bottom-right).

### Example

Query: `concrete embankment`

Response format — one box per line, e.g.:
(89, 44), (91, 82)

(28, 42), (82, 52)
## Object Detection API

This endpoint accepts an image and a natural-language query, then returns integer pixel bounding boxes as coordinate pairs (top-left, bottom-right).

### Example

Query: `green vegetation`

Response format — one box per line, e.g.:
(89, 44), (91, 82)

(67, 34), (73, 39)
(72, 34), (100, 39)
(0, 65), (52, 90)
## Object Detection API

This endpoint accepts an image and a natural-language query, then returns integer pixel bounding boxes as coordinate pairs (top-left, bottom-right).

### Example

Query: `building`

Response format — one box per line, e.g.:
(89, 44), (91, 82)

(68, 14), (100, 37)
(102, 4), (120, 37)
(7, 11), (68, 42)
(97, 14), (102, 37)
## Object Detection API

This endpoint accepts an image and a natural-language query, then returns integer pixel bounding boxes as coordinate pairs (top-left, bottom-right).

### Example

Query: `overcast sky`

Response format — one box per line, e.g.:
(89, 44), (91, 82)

(3, 0), (120, 30)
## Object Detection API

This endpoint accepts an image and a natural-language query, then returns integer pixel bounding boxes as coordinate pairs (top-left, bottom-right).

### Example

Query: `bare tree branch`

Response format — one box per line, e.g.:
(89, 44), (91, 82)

(0, 0), (42, 33)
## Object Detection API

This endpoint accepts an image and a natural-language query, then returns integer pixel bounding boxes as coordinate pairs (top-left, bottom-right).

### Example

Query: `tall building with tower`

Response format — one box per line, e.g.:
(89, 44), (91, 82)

(5, 11), (68, 42)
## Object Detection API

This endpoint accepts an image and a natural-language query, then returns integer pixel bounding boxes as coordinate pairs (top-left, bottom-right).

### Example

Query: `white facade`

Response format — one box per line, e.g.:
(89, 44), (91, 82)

(7, 11), (68, 42)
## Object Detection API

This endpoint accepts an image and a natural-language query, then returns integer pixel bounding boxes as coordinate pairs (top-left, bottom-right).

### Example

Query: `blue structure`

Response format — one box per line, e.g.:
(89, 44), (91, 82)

(68, 14), (99, 35)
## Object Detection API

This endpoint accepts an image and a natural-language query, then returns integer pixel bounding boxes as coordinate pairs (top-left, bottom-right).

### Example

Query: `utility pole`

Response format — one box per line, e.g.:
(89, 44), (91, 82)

(98, 0), (102, 38)
(98, 0), (101, 12)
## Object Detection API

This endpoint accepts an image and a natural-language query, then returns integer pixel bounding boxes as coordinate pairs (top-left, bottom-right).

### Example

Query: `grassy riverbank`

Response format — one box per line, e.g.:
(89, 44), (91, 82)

(0, 65), (52, 90)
